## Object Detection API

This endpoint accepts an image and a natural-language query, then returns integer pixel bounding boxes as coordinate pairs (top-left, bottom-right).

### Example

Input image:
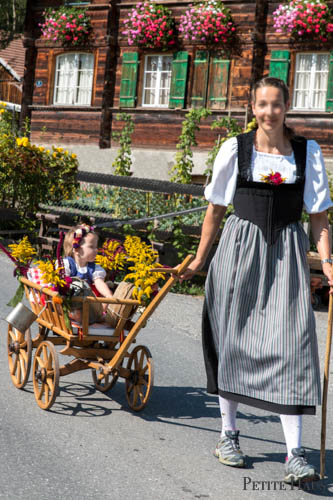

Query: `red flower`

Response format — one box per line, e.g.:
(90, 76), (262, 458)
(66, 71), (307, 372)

(260, 170), (287, 185)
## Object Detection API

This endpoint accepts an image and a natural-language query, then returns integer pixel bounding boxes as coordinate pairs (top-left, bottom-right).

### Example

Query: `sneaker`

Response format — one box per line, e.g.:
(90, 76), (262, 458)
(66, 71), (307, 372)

(214, 430), (246, 467)
(284, 448), (320, 484)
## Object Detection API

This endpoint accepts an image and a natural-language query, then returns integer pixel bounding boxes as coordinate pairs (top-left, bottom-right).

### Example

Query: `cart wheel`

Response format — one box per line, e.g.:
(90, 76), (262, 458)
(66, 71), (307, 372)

(125, 345), (154, 412)
(92, 365), (120, 393)
(7, 325), (32, 389)
(33, 341), (59, 410)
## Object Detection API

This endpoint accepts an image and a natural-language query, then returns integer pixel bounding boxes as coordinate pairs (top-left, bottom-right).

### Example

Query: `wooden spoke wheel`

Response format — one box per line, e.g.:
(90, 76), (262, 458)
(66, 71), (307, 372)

(125, 345), (154, 412)
(33, 341), (59, 410)
(7, 326), (32, 389)
(92, 364), (120, 393)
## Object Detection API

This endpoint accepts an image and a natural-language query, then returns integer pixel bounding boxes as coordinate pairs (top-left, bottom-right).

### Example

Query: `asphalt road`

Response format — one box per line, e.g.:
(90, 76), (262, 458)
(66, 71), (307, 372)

(0, 252), (332, 500)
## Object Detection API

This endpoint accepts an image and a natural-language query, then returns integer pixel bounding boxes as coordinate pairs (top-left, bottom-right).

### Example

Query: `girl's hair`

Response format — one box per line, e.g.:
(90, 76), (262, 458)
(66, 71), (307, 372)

(251, 76), (294, 139)
(63, 224), (96, 257)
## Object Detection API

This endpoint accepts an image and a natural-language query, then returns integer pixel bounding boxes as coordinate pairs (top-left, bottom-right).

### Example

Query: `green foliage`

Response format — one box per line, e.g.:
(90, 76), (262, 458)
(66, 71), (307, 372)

(112, 113), (135, 176)
(171, 217), (198, 261)
(62, 185), (207, 230)
(170, 108), (211, 184)
(0, 102), (79, 227)
(0, 0), (27, 49)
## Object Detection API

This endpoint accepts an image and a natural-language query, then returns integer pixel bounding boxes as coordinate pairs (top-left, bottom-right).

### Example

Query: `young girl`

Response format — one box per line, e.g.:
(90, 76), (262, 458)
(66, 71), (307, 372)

(63, 224), (113, 324)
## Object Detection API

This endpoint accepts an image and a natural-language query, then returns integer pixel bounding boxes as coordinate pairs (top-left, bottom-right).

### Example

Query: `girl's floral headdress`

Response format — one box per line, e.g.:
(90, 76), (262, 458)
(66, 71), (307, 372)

(72, 224), (95, 249)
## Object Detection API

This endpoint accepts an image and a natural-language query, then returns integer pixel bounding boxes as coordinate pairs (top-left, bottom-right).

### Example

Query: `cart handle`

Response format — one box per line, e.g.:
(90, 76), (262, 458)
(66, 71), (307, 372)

(150, 254), (195, 276)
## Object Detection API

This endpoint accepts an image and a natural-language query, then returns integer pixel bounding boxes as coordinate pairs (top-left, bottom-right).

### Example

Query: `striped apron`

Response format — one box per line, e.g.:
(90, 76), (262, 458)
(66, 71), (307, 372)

(203, 215), (321, 414)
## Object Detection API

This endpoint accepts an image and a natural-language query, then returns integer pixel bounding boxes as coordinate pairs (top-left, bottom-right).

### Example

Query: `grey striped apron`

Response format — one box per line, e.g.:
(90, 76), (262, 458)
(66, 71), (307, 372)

(203, 214), (321, 412)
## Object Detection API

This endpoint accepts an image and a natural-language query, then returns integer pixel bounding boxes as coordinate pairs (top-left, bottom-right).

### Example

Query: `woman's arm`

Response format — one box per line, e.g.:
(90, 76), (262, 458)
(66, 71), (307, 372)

(181, 203), (227, 279)
(310, 210), (333, 291)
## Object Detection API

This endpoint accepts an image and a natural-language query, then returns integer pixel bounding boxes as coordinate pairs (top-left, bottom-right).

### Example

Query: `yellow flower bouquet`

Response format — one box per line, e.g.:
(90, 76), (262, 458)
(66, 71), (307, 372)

(96, 235), (165, 306)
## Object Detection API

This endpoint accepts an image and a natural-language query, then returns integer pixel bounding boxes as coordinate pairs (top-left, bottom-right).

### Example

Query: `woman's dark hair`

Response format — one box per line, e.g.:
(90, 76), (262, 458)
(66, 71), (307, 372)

(251, 76), (294, 139)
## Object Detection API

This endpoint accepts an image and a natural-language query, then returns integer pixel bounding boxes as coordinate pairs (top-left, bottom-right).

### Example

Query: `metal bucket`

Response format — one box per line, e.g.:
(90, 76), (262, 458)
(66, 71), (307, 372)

(5, 302), (37, 332)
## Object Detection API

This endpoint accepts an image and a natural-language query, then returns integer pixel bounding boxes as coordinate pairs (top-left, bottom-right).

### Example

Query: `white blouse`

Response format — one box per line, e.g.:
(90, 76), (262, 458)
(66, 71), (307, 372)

(204, 137), (333, 214)
(63, 258), (106, 281)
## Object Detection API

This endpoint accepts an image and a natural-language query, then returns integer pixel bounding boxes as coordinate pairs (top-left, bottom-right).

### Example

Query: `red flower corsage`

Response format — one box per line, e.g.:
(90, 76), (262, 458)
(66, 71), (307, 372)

(260, 170), (286, 185)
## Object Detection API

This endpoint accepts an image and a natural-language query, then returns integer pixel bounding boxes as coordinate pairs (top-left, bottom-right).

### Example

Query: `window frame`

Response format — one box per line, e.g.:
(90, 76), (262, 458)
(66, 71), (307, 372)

(141, 54), (173, 109)
(292, 51), (330, 112)
(53, 52), (95, 106)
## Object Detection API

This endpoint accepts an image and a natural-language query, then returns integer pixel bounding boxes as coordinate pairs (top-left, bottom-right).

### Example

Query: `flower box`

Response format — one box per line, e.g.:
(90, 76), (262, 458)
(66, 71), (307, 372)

(39, 6), (92, 46)
(122, 2), (177, 50)
(179, 0), (236, 46)
(273, 0), (333, 42)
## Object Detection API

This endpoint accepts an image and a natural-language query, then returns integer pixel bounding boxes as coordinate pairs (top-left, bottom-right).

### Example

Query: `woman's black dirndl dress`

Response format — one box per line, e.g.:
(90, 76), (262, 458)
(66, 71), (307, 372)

(202, 131), (321, 415)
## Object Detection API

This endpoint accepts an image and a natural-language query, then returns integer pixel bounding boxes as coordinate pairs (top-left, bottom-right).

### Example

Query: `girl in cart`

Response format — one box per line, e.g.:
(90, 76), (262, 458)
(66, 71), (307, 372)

(63, 224), (114, 324)
(181, 77), (333, 484)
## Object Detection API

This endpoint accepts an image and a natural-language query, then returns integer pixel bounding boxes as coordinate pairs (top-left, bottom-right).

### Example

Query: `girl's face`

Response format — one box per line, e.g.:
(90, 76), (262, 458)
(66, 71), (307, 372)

(252, 86), (289, 134)
(75, 232), (98, 264)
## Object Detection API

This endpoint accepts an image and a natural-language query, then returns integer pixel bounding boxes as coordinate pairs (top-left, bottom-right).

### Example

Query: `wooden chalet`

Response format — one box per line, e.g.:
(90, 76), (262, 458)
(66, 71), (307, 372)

(22, 0), (333, 175)
(0, 38), (25, 105)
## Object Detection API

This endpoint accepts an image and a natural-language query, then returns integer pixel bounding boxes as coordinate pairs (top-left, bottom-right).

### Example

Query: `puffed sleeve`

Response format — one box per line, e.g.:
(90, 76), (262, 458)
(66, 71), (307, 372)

(303, 140), (333, 214)
(92, 264), (106, 281)
(204, 137), (238, 206)
(60, 257), (71, 277)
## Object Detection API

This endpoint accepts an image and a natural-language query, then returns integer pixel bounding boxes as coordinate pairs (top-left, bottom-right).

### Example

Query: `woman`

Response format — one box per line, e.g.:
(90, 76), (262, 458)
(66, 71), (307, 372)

(182, 77), (333, 484)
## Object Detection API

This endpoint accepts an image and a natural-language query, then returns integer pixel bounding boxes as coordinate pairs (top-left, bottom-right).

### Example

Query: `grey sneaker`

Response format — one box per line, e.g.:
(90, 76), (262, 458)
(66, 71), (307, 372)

(284, 448), (320, 484)
(214, 430), (246, 467)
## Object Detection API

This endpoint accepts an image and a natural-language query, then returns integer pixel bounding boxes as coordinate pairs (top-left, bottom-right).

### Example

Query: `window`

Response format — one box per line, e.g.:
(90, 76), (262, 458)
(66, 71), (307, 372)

(292, 53), (330, 111)
(142, 55), (173, 107)
(53, 53), (94, 106)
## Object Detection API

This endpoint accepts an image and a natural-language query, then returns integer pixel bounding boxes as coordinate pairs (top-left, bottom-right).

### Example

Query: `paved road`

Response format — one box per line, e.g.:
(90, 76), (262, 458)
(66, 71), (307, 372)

(0, 252), (332, 499)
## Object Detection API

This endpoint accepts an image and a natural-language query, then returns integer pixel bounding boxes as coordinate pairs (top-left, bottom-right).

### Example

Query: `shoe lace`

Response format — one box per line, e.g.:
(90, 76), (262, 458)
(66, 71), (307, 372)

(291, 455), (309, 474)
(229, 435), (240, 451)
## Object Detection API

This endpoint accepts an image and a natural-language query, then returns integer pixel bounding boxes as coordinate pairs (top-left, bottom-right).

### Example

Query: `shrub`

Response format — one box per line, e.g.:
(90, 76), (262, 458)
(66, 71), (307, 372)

(0, 102), (79, 226)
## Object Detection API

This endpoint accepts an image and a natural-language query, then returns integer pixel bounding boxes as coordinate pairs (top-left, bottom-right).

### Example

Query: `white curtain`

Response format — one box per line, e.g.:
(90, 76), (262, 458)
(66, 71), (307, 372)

(54, 53), (94, 105)
(76, 54), (94, 105)
(293, 53), (329, 111)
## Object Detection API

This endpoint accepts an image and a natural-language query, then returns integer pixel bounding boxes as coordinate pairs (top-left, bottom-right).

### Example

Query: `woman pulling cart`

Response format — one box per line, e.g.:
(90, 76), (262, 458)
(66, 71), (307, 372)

(182, 76), (333, 484)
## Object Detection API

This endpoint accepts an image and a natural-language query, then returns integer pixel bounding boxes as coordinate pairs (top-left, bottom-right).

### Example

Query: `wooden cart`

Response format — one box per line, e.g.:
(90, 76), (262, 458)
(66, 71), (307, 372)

(6, 255), (194, 412)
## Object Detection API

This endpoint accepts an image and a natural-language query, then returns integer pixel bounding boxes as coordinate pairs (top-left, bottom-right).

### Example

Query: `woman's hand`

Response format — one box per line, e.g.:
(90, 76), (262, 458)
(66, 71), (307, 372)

(322, 262), (333, 294)
(179, 257), (205, 281)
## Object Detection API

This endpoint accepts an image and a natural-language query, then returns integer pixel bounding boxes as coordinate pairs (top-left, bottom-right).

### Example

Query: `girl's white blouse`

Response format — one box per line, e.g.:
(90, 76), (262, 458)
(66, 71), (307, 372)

(63, 258), (106, 281)
(204, 137), (333, 214)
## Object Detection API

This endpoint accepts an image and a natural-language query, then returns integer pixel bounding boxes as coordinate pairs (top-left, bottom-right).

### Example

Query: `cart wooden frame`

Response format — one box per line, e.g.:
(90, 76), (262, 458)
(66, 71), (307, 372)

(7, 255), (194, 412)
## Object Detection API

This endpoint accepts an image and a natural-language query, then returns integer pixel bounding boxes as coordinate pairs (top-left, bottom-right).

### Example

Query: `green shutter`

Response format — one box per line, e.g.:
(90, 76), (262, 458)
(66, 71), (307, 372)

(119, 52), (139, 108)
(169, 51), (189, 109)
(191, 51), (209, 108)
(207, 54), (230, 110)
(269, 50), (290, 83)
(326, 51), (333, 112)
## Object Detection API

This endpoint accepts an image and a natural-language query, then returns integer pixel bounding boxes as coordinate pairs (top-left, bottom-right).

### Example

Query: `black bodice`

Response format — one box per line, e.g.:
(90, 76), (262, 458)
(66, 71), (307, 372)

(233, 130), (307, 245)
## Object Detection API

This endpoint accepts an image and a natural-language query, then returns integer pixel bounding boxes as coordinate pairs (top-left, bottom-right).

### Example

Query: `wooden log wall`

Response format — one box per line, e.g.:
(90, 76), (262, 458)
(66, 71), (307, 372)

(29, 1), (111, 144)
(111, 1), (256, 148)
(26, 0), (333, 154)
(0, 67), (22, 104)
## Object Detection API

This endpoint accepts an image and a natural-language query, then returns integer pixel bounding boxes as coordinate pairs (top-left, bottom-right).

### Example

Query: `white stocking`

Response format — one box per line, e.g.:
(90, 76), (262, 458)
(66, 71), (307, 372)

(280, 414), (302, 457)
(219, 396), (238, 437)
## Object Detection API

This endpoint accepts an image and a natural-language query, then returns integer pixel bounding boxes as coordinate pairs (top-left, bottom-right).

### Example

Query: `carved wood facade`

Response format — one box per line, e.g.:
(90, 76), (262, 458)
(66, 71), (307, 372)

(23, 0), (333, 155)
